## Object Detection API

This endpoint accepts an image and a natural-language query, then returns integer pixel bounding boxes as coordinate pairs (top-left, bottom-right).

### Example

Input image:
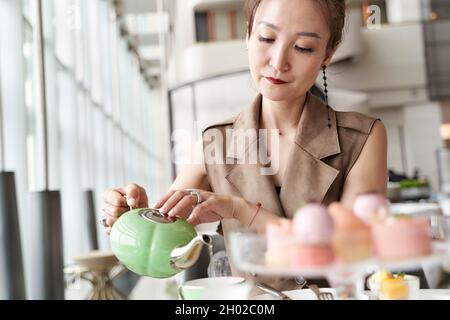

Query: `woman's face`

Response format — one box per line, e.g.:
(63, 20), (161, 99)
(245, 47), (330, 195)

(247, 0), (335, 103)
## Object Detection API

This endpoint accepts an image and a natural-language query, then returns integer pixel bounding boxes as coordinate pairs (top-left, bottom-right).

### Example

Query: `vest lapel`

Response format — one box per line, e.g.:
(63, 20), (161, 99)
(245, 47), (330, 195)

(280, 93), (341, 218)
(225, 92), (341, 219)
(225, 95), (284, 217)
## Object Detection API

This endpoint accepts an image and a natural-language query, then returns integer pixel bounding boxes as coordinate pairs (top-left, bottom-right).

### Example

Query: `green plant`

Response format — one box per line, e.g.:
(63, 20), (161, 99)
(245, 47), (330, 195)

(398, 179), (429, 189)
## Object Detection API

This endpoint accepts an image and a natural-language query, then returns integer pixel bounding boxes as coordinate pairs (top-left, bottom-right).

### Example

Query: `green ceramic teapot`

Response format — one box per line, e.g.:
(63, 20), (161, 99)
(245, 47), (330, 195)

(110, 208), (212, 278)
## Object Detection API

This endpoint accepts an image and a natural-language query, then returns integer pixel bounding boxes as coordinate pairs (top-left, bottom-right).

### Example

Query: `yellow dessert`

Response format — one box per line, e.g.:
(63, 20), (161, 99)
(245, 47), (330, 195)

(380, 274), (408, 300)
(367, 269), (391, 297)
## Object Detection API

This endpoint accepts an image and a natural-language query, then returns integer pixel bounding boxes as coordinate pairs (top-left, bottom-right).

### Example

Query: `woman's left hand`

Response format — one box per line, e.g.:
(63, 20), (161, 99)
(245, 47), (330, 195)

(152, 190), (241, 226)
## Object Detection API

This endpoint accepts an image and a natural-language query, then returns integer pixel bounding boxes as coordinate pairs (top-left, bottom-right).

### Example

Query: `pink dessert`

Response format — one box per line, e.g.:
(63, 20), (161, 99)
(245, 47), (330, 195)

(265, 204), (339, 267)
(328, 202), (374, 262)
(293, 203), (334, 245)
(372, 216), (432, 260)
(353, 193), (389, 225)
(266, 218), (294, 251)
(289, 244), (335, 267)
(290, 203), (335, 266)
(265, 218), (295, 266)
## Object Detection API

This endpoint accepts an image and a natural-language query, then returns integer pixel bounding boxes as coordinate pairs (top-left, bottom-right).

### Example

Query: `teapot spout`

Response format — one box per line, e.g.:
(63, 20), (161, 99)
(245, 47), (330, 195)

(169, 234), (213, 271)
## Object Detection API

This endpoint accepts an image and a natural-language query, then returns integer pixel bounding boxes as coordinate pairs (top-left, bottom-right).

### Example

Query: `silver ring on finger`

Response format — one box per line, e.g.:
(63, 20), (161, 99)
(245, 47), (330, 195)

(185, 189), (202, 206)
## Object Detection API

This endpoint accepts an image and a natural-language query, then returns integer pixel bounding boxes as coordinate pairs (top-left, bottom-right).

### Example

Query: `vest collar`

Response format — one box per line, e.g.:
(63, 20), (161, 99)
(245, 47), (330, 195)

(229, 91), (341, 160)
(225, 91), (341, 218)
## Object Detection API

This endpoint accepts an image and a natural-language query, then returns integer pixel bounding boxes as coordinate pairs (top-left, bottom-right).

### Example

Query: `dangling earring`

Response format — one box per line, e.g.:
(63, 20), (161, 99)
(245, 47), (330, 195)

(322, 65), (332, 129)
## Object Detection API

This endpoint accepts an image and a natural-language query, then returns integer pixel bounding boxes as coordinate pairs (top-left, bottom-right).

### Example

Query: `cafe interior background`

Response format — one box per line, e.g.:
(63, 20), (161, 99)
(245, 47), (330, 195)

(0, 0), (450, 300)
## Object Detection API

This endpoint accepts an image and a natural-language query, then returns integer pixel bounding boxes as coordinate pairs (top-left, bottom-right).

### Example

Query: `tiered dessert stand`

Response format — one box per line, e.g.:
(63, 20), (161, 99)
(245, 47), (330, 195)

(228, 230), (447, 299)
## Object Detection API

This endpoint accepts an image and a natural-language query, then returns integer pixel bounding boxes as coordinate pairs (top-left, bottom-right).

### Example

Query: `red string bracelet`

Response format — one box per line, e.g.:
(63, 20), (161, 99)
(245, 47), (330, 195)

(248, 202), (262, 227)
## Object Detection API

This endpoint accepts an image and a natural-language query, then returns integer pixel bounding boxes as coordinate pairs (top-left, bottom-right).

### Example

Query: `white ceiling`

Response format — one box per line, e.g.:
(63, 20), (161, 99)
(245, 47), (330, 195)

(124, 12), (167, 34)
(117, 0), (158, 15)
(192, 0), (243, 11)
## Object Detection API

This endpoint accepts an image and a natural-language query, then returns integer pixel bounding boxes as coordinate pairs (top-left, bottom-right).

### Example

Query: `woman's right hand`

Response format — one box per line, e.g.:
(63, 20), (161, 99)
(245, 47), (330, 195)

(101, 183), (148, 234)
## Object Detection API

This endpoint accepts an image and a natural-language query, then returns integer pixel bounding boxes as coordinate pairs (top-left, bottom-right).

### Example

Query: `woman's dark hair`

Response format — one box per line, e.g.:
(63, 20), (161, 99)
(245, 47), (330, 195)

(244, 0), (347, 50)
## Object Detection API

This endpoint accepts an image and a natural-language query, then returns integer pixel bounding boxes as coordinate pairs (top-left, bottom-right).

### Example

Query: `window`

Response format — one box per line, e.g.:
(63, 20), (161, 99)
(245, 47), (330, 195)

(1, 0), (164, 298)
(195, 7), (245, 42)
(423, 0), (450, 100)
(429, 0), (450, 21)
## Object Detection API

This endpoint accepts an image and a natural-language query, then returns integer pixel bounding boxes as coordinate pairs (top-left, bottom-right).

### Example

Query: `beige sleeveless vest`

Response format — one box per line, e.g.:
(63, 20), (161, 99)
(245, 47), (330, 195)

(202, 91), (379, 291)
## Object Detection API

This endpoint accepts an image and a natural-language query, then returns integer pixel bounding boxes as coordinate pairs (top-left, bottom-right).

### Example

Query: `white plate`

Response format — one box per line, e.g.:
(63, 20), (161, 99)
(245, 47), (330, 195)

(251, 288), (369, 300)
(361, 289), (450, 300)
(252, 288), (337, 300)
(424, 290), (450, 300)
(253, 288), (450, 300)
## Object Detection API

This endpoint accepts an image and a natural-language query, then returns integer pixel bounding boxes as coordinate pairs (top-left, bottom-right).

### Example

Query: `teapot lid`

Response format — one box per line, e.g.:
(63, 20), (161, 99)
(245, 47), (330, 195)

(140, 208), (175, 224)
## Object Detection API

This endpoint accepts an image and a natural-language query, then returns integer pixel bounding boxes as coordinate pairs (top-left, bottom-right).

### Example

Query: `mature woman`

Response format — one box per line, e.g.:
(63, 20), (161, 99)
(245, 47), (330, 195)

(102, 0), (387, 291)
